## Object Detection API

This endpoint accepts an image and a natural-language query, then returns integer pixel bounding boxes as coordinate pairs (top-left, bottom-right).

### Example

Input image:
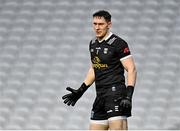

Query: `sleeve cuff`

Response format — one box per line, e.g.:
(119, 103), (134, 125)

(120, 55), (132, 61)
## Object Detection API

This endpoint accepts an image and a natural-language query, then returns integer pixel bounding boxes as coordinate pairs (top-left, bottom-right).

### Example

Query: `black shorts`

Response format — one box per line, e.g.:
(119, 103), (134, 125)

(90, 84), (132, 120)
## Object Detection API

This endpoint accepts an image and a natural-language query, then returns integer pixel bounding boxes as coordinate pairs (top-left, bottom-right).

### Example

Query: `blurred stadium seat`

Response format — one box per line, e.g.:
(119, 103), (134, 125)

(0, 0), (180, 130)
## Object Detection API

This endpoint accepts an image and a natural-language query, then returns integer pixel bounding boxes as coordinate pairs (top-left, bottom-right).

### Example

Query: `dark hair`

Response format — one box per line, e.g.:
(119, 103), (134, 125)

(93, 10), (111, 22)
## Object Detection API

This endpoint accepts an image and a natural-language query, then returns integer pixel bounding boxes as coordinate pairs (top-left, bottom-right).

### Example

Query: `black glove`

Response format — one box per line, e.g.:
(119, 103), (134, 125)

(62, 83), (89, 106)
(119, 97), (132, 108)
(120, 86), (134, 108)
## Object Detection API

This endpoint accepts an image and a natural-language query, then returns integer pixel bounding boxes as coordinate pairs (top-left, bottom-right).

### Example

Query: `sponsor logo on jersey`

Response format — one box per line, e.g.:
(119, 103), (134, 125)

(95, 47), (101, 54)
(92, 56), (108, 69)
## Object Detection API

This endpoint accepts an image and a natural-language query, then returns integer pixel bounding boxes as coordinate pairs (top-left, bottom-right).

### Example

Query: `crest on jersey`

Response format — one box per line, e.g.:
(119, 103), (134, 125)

(104, 48), (108, 54)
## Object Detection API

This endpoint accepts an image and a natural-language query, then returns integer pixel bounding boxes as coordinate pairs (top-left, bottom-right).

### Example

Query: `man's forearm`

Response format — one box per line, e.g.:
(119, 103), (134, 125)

(127, 67), (137, 87)
(84, 66), (95, 86)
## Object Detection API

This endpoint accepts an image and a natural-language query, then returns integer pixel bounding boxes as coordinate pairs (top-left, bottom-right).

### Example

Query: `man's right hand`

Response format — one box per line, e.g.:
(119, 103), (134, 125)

(62, 83), (89, 106)
(62, 87), (83, 106)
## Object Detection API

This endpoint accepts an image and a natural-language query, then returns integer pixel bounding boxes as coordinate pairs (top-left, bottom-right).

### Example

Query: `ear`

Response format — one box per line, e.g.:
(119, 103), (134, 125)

(107, 21), (112, 29)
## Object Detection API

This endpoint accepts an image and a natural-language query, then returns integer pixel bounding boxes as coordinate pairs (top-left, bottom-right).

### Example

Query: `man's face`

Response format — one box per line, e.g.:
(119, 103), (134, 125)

(93, 16), (111, 39)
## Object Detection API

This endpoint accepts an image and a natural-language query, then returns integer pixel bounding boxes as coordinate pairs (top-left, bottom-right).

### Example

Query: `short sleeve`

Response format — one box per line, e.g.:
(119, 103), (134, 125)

(114, 38), (131, 61)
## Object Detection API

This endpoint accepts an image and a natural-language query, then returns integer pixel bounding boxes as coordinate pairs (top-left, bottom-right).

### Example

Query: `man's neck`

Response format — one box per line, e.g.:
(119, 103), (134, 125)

(98, 31), (112, 43)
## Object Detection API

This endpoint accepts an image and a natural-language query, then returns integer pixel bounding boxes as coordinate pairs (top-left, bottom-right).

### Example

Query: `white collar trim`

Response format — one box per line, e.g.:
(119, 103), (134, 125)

(98, 32), (113, 43)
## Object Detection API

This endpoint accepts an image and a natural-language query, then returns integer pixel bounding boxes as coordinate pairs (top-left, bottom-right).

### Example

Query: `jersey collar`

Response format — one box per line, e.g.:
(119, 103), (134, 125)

(98, 32), (113, 43)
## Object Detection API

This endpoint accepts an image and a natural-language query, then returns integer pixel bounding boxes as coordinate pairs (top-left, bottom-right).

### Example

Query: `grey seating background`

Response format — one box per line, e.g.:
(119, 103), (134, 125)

(0, 0), (180, 130)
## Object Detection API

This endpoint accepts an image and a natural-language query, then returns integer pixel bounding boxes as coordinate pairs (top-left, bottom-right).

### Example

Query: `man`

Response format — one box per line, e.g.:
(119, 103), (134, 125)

(62, 10), (137, 130)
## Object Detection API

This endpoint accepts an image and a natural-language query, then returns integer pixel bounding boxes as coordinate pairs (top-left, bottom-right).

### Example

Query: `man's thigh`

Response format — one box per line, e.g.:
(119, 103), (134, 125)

(89, 120), (109, 130)
(108, 118), (128, 130)
(89, 123), (109, 130)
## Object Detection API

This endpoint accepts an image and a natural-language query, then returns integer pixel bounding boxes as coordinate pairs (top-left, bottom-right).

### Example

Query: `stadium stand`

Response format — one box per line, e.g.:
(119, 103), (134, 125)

(0, 0), (180, 129)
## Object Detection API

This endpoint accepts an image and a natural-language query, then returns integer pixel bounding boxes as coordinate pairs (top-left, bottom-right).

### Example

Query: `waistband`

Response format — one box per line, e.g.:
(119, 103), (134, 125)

(95, 84), (126, 97)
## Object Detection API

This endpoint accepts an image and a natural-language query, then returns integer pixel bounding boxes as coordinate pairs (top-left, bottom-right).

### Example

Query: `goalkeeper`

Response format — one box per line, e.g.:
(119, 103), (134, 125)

(62, 10), (137, 130)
